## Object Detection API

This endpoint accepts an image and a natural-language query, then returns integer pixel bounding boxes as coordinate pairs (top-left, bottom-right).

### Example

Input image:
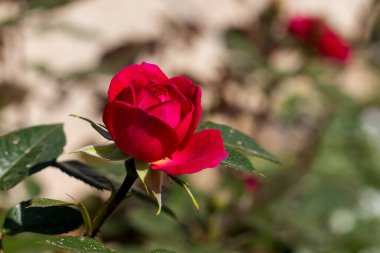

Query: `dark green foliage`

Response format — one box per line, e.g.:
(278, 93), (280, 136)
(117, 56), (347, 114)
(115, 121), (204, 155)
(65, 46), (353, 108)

(2, 200), (83, 236)
(54, 160), (113, 191)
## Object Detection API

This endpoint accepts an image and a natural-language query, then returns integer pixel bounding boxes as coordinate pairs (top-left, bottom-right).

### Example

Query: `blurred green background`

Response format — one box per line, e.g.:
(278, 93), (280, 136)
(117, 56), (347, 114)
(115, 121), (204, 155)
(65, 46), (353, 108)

(1, 0), (380, 252)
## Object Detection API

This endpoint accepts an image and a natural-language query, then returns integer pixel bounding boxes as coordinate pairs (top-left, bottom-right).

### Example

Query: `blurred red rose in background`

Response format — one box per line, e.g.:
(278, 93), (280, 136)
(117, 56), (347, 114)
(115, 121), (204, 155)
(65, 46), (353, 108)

(103, 62), (228, 175)
(288, 16), (351, 62)
(244, 176), (260, 192)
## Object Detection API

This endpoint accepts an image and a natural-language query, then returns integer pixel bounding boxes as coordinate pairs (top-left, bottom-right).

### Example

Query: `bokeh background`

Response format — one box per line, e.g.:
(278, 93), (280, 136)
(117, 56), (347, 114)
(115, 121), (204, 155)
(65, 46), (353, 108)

(1, 0), (380, 252)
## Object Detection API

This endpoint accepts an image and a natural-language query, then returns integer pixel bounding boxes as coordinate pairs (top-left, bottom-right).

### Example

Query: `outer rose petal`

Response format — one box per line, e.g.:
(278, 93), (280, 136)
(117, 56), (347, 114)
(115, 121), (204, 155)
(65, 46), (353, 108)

(151, 129), (228, 175)
(108, 62), (168, 101)
(103, 101), (179, 162)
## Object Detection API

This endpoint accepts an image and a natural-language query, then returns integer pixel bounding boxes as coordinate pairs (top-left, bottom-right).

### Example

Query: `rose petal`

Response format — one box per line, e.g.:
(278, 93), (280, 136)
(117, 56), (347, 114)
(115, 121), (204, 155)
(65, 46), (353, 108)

(179, 86), (201, 148)
(108, 62), (168, 101)
(175, 108), (193, 143)
(136, 87), (162, 109)
(167, 76), (198, 99)
(115, 85), (135, 105)
(103, 101), (179, 162)
(151, 129), (228, 175)
(147, 100), (181, 128)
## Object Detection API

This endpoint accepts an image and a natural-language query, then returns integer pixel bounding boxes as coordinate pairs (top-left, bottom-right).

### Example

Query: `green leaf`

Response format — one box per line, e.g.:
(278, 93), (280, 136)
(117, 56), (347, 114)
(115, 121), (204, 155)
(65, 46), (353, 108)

(75, 143), (130, 161)
(0, 124), (65, 190)
(170, 176), (199, 210)
(151, 249), (176, 253)
(2, 200), (83, 235)
(135, 160), (163, 215)
(54, 160), (113, 191)
(29, 198), (93, 235)
(198, 121), (279, 164)
(38, 236), (116, 252)
(70, 114), (112, 140)
(221, 146), (256, 174)
(29, 198), (75, 208)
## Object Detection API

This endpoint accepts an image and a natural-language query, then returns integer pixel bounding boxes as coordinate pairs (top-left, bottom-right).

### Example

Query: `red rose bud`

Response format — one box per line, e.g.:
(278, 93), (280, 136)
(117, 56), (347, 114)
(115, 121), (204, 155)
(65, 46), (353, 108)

(287, 16), (320, 39)
(287, 16), (351, 62)
(103, 62), (228, 175)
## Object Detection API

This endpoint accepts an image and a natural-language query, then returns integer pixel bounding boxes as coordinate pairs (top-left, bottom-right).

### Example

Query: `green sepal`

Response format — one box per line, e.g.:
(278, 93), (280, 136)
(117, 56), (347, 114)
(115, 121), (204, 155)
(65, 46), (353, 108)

(70, 114), (112, 140)
(74, 143), (131, 161)
(170, 176), (199, 210)
(135, 159), (163, 215)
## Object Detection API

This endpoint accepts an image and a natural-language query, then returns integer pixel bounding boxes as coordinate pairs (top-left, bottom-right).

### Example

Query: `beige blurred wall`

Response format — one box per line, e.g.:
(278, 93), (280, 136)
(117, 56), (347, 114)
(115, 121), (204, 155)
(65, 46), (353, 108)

(0, 0), (373, 205)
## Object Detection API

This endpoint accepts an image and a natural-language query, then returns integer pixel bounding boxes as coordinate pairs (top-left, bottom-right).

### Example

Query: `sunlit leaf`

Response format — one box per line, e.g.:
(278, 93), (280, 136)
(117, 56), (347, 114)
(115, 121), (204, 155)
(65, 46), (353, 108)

(198, 121), (279, 164)
(221, 146), (256, 174)
(170, 176), (199, 210)
(38, 236), (116, 252)
(135, 160), (163, 215)
(70, 114), (112, 140)
(75, 143), (130, 161)
(0, 124), (65, 190)
(2, 200), (83, 235)
(54, 160), (113, 191)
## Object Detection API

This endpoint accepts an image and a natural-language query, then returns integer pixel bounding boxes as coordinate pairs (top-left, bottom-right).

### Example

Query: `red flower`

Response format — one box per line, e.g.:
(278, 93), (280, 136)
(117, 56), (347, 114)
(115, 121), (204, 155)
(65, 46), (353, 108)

(103, 62), (228, 175)
(287, 16), (351, 62)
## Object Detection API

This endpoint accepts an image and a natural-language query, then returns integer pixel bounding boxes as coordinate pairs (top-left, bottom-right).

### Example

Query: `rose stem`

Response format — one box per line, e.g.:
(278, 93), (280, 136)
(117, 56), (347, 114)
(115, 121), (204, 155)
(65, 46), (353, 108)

(90, 158), (138, 237)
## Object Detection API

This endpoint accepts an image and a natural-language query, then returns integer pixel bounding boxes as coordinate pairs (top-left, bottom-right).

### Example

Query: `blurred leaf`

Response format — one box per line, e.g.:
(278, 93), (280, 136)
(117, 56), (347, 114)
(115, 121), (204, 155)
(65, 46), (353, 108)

(99, 41), (157, 74)
(0, 82), (27, 109)
(25, 178), (41, 197)
(198, 121), (279, 164)
(26, 0), (74, 10)
(54, 160), (113, 191)
(0, 124), (65, 190)
(221, 146), (256, 174)
(2, 233), (53, 253)
(75, 143), (130, 161)
(130, 189), (178, 221)
(151, 249), (176, 253)
(135, 160), (163, 215)
(2, 200), (83, 235)
(29, 198), (75, 208)
(70, 114), (112, 140)
(37, 236), (116, 252)
(169, 176), (199, 210)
